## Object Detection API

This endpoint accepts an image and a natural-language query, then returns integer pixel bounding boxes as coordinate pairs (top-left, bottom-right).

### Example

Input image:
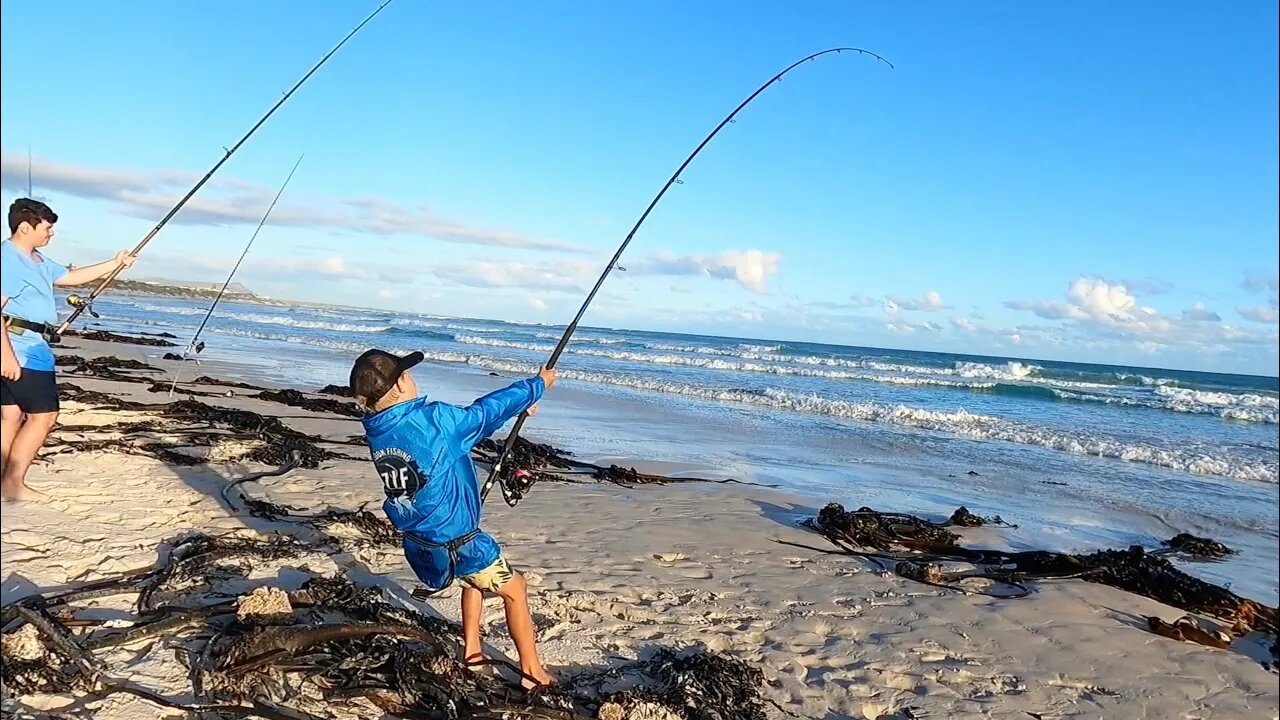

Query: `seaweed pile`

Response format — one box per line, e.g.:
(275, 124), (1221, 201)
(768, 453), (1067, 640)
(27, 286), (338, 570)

(55, 354), (161, 382)
(254, 388), (366, 418)
(57, 382), (149, 409)
(317, 384), (355, 398)
(63, 328), (177, 346)
(59, 350), (368, 419)
(3, 532), (770, 719)
(196, 376), (272, 391)
(795, 502), (1279, 655)
(49, 386), (350, 469)
(472, 436), (778, 492)
(1165, 532), (1235, 558)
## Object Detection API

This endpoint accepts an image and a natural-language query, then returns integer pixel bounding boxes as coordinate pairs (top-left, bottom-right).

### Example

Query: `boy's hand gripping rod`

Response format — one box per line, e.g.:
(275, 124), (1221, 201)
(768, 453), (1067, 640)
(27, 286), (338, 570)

(481, 47), (893, 507)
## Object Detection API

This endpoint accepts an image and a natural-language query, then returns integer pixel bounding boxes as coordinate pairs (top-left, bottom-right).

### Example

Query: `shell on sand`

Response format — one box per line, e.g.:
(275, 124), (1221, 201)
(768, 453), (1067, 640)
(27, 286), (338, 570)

(1, 624), (48, 662)
(236, 586), (295, 624)
(596, 701), (683, 720)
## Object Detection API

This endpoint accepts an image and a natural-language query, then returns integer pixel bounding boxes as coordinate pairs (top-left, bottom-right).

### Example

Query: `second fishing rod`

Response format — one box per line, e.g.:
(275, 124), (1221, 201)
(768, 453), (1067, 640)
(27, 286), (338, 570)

(481, 46), (893, 507)
(57, 0), (393, 335)
(166, 155), (304, 397)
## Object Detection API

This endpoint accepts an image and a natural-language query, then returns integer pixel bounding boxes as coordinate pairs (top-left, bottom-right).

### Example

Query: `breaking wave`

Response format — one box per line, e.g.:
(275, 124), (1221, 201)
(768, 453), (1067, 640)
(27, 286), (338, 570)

(223, 313), (391, 333)
(410, 350), (1278, 484)
(196, 324), (1278, 482)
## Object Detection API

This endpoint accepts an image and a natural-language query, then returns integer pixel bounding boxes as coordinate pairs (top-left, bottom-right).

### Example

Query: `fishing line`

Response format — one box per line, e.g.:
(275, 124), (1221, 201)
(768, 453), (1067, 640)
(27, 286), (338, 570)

(482, 46), (894, 506)
(58, 0), (394, 334)
(167, 155), (304, 397)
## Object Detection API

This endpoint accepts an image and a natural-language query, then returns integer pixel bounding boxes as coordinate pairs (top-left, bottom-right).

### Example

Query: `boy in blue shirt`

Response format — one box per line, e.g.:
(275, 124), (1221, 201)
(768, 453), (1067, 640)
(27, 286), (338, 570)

(350, 348), (556, 689)
(2, 198), (136, 502)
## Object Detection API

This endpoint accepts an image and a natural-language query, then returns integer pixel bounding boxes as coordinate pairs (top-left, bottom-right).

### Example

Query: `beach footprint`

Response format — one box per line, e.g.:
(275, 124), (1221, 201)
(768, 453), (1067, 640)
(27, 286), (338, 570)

(649, 552), (713, 580)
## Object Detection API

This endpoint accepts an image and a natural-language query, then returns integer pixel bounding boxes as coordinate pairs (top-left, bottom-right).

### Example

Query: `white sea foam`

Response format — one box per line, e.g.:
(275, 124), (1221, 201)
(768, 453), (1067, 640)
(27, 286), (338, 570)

(955, 360), (1038, 379)
(202, 326), (1277, 482)
(224, 312), (390, 333)
(1154, 386), (1279, 423)
(434, 353), (1278, 484)
(536, 332), (626, 344)
(454, 336), (991, 387)
(131, 302), (207, 316)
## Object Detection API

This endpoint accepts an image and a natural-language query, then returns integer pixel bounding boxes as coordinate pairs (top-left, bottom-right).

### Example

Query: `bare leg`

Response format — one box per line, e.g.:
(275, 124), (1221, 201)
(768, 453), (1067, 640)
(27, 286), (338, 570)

(461, 585), (484, 663)
(0, 410), (55, 501)
(495, 572), (553, 689)
(1, 404), (20, 468)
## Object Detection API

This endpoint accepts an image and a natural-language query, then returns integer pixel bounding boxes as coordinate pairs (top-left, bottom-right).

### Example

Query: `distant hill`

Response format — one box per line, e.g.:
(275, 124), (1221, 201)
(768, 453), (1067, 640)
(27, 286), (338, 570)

(134, 277), (257, 296)
(62, 278), (261, 302)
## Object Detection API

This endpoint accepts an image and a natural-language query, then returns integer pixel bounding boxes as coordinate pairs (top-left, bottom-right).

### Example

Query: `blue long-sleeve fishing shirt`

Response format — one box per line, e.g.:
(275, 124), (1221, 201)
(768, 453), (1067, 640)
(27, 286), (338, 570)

(361, 376), (544, 589)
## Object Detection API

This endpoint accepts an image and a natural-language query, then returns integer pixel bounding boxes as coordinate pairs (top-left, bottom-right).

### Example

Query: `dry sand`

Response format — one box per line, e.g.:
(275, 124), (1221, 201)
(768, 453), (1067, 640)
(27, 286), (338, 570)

(2, 339), (1277, 719)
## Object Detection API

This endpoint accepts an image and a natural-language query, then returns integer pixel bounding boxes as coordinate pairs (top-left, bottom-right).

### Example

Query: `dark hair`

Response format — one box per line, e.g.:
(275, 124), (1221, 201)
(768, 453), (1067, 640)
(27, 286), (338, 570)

(8, 198), (58, 235)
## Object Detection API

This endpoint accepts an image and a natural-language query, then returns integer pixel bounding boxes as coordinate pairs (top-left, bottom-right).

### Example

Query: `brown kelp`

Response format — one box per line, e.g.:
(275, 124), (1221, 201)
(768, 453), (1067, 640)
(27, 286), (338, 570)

(254, 388), (365, 418)
(49, 386), (349, 469)
(3, 531), (769, 719)
(62, 329), (178, 346)
(796, 502), (1279, 652)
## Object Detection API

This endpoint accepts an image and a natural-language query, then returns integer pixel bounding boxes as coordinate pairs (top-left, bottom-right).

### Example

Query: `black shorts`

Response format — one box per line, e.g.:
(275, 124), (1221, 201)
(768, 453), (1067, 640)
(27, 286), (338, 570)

(0, 369), (60, 414)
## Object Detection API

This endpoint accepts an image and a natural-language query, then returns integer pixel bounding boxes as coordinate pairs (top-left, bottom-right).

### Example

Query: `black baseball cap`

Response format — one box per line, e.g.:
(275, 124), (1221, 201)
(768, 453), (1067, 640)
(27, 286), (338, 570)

(349, 349), (424, 408)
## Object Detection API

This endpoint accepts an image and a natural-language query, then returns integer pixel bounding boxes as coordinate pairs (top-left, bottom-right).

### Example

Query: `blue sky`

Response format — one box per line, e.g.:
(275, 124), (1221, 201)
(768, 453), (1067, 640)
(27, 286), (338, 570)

(2, 0), (1276, 375)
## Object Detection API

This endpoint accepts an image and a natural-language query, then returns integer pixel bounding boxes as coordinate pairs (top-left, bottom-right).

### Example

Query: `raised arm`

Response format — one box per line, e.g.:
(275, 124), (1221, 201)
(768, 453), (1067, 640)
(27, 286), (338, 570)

(455, 368), (556, 448)
(53, 251), (136, 288)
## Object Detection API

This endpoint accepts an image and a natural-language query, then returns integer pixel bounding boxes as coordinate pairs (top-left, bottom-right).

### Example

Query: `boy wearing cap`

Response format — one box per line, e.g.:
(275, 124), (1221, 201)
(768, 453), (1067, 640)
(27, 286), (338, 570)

(350, 348), (556, 689)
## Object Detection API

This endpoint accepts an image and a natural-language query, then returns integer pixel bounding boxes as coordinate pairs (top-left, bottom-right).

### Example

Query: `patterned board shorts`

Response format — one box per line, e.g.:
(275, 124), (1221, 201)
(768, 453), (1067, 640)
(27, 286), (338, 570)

(460, 555), (515, 592)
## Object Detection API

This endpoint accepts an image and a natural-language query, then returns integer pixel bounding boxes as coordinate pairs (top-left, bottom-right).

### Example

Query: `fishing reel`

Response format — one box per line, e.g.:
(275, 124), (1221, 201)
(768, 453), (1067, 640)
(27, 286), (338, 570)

(497, 466), (536, 507)
(66, 294), (100, 319)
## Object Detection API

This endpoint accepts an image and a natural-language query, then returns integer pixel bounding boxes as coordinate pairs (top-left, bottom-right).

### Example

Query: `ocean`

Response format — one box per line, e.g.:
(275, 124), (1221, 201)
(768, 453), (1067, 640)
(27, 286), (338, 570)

(68, 293), (1280, 604)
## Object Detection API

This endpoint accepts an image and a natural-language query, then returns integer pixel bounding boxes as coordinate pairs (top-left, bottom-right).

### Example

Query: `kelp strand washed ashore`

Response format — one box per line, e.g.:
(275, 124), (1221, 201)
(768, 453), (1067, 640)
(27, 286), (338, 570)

(788, 502), (1279, 666)
(3, 526), (771, 717)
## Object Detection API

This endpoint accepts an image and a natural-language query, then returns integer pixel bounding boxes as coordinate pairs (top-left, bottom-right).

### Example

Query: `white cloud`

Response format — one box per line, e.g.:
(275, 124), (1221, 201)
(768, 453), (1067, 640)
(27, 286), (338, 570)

(851, 293), (876, 307)
(886, 290), (949, 312)
(428, 258), (594, 294)
(1242, 271), (1279, 294)
(1239, 305), (1279, 324)
(527, 296), (548, 311)
(886, 319), (942, 334)
(1, 150), (586, 253)
(1237, 271), (1279, 324)
(1006, 275), (1278, 356)
(626, 249), (782, 294)
(1180, 302), (1221, 322)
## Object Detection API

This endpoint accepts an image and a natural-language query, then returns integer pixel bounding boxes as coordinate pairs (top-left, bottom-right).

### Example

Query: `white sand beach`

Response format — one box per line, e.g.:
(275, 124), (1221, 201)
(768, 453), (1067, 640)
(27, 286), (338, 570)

(2, 338), (1277, 719)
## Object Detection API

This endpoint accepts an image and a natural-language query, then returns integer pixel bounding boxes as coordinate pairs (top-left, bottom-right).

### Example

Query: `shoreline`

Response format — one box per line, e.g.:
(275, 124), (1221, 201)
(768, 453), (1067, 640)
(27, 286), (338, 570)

(53, 323), (1280, 605)
(1, 337), (1277, 718)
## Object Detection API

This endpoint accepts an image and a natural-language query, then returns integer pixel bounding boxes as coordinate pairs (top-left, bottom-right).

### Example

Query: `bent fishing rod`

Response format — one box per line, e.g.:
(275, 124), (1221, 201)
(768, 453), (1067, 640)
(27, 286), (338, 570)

(481, 46), (894, 507)
(57, 0), (394, 335)
(167, 155), (304, 398)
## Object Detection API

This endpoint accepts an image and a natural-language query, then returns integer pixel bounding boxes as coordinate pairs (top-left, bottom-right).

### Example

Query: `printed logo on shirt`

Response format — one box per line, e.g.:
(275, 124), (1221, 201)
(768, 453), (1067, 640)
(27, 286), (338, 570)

(372, 447), (427, 499)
